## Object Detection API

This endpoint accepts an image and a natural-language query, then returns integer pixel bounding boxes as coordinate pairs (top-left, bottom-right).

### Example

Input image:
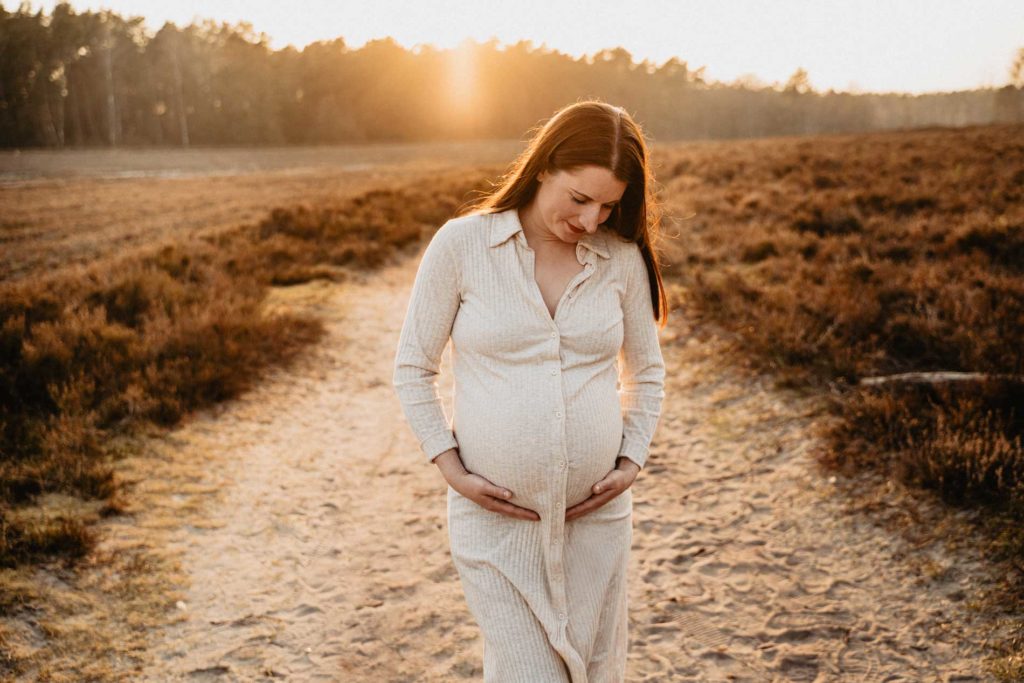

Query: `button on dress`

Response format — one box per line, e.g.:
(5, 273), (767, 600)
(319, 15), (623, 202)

(393, 208), (666, 682)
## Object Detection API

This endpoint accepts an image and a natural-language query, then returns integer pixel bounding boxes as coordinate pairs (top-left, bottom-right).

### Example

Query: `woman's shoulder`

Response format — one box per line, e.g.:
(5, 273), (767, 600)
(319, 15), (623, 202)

(603, 231), (645, 272)
(430, 210), (495, 252)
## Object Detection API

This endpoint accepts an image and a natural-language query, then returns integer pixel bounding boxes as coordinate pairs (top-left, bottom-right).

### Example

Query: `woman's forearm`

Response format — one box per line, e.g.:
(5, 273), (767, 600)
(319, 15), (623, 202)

(432, 448), (467, 482)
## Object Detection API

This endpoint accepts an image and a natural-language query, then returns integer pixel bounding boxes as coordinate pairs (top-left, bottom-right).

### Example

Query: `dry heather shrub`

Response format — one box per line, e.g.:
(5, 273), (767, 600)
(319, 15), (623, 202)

(946, 220), (1024, 273)
(913, 412), (1022, 505)
(656, 123), (1024, 528)
(0, 254), (320, 496)
(825, 379), (1024, 508)
(0, 166), (496, 568)
(248, 170), (495, 279)
(0, 509), (95, 568)
(659, 126), (1024, 675)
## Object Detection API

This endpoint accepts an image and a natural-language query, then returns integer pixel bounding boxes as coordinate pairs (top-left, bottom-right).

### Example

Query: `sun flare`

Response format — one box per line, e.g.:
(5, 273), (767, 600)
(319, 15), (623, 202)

(446, 40), (479, 113)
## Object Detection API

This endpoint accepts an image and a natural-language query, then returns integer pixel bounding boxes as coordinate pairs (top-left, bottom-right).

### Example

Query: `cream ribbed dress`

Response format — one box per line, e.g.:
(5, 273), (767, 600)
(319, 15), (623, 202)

(393, 207), (666, 682)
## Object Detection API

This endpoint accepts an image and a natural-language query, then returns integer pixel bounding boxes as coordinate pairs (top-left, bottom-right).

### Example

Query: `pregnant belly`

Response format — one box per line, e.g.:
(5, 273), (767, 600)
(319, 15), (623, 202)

(453, 398), (623, 513)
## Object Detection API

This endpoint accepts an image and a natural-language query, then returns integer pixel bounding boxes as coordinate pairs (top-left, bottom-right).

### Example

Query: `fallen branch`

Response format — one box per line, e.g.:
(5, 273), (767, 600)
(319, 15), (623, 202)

(859, 371), (1024, 387)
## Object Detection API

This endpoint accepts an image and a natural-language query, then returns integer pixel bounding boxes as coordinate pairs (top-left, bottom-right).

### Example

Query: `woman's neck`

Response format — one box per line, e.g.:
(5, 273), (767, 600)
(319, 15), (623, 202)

(518, 204), (575, 256)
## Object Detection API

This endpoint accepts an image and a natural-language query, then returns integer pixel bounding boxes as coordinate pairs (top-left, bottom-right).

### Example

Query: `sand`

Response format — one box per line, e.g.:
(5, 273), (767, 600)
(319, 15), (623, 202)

(82, 248), (1006, 682)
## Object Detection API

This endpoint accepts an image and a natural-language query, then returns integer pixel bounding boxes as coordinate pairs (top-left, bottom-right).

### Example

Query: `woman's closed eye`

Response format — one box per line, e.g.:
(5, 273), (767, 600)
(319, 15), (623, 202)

(571, 194), (615, 209)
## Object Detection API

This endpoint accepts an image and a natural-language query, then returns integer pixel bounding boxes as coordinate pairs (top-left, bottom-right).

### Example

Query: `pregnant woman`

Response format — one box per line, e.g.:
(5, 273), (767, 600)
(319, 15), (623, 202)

(393, 100), (667, 682)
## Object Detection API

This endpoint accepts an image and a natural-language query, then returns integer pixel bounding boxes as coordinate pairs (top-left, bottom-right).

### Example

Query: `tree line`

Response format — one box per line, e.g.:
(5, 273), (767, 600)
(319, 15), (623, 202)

(1, 2), (1022, 148)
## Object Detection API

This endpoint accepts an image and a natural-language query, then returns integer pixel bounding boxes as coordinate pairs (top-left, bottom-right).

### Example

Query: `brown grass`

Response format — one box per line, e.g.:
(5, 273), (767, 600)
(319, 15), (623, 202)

(654, 124), (1024, 508)
(0, 140), (522, 284)
(652, 124), (1024, 680)
(0, 166), (496, 577)
(0, 162), (497, 679)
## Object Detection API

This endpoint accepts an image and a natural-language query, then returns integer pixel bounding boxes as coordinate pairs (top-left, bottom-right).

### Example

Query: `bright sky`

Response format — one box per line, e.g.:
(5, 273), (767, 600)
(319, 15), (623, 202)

(26, 0), (1024, 94)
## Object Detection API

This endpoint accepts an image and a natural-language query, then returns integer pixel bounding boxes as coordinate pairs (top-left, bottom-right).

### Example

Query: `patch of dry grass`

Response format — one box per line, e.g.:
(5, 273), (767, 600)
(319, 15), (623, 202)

(0, 166), (493, 570)
(655, 124), (1024, 506)
(0, 140), (522, 284)
(653, 123), (1024, 680)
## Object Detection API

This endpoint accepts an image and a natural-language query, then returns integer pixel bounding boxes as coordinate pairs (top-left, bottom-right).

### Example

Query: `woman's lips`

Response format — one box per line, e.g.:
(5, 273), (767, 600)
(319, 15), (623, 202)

(568, 222), (585, 234)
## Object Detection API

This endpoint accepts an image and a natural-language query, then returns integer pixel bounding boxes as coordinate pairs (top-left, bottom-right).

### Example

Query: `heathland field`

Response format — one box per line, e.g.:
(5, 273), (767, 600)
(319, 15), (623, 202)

(0, 139), (523, 282)
(1, 126), (1022, 680)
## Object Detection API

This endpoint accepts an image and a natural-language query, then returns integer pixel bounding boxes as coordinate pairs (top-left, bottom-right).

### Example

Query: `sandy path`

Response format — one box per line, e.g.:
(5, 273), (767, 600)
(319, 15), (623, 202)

(98, 248), (1001, 681)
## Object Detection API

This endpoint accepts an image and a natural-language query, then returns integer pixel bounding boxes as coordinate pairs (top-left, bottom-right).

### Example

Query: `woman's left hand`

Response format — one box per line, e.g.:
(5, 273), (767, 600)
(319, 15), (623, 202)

(565, 457), (641, 521)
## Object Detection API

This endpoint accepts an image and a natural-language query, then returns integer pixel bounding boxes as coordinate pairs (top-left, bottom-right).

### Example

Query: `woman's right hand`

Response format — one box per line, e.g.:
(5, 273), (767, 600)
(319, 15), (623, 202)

(432, 449), (540, 521)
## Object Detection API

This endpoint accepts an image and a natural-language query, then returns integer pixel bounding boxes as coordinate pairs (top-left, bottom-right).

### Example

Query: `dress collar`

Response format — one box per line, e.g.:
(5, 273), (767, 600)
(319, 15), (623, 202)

(487, 208), (611, 259)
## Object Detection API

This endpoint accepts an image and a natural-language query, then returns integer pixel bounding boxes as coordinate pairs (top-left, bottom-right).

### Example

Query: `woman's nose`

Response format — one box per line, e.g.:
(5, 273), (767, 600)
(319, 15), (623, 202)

(579, 205), (601, 231)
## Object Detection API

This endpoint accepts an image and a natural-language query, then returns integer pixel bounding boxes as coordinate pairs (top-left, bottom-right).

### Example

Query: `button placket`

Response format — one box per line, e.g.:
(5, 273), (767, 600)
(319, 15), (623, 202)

(565, 254), (597, 302)
(557, 253), (596, 315)
(538, 256), (575, 634)
(546, 436), (569, 620)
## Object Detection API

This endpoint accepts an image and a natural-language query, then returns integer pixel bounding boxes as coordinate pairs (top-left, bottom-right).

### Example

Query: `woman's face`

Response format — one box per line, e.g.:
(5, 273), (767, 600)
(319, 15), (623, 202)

(527, 165), (628, 244)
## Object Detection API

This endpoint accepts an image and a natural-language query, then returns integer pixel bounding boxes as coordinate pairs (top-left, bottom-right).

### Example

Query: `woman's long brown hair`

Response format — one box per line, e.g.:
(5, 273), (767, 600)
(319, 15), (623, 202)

(460, 99), (668, 327)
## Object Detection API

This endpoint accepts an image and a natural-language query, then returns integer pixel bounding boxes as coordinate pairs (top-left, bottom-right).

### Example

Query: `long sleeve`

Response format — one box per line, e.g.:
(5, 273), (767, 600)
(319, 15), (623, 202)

(616, 244), (666, 469)
(393, 221), (462, 463)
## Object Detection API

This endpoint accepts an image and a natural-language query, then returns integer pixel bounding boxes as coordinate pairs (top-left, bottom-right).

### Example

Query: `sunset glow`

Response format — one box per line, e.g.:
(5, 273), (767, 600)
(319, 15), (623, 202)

(446, 41), (479, 112)
(25, 0), (1024, 94)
